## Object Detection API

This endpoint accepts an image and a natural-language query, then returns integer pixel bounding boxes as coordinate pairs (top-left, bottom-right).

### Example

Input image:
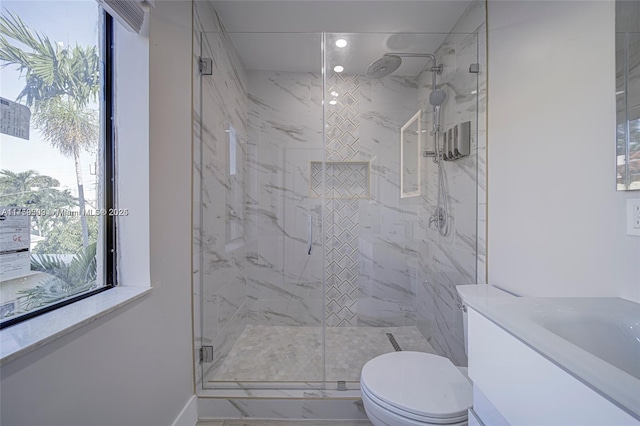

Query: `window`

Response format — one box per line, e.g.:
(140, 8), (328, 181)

(0, 2), (115, 328)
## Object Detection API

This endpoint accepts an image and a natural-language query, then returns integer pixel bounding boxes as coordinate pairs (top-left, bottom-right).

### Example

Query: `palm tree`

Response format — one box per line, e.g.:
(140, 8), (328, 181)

(0, 11), (100, 248)
(0, 169), (59, 198)
(31, 97), (98, 247)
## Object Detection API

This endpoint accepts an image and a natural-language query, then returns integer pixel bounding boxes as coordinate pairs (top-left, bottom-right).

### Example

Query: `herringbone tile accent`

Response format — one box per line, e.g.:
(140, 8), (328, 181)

(325, 198), (359, 326)
(310, 162), (368, 199)
(323, 73), (362, 327)
(326, 74), (360, 162)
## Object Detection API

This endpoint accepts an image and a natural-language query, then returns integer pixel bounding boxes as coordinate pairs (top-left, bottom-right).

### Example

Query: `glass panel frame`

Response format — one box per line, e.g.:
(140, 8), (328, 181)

(198, 30), (326, 390)
(196, 27), (481, 392)
(323, 30), (480, 385)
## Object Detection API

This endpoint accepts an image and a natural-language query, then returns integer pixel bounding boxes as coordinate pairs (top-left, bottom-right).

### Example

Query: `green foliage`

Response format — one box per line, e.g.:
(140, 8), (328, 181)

(0, 169), (59, 195)
(19, 242), (98, 311)
(0, 169), (81, 243)
(33, 215), (98, 255)
(0, 11), (100, 108)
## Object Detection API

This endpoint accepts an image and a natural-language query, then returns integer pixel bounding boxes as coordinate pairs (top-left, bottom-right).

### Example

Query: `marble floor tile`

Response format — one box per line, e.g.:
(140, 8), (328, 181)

(212, 325), (435, 383)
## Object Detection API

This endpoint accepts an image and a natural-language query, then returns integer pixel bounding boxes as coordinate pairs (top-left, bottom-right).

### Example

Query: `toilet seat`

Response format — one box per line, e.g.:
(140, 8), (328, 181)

(361, 382), (468, 424)
(361, 351), (472, 424)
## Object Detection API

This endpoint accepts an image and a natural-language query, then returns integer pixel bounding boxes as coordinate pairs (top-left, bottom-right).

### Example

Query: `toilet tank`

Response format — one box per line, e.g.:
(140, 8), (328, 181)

(456, 285), (515, 355)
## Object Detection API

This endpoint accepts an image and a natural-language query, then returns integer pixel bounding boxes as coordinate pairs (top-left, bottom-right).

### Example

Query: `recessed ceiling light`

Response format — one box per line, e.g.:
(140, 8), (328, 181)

(329, 100), (338, 105)
(333, 65), (344, 73)
(331, 91), (339, 97)
(471, 90), (478, 95)
(335, 39), (347, 48)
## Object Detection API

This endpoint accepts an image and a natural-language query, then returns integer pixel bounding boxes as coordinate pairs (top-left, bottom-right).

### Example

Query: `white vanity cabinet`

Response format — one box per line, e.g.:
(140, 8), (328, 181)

(467, 308), (639, 425)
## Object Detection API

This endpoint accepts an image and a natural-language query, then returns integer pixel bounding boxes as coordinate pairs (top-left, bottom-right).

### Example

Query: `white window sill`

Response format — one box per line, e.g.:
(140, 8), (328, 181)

(0, 286), (151, 365)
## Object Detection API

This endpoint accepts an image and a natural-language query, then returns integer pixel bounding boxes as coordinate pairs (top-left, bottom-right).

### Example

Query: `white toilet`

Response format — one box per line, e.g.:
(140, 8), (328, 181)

(360, 285), (513, 426)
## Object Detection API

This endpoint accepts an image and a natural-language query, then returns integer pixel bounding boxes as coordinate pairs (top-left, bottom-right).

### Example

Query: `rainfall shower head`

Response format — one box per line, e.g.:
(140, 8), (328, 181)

(366, 52), (440, 79)
(429, 89), (447, 106)
(366, 54), (402, 78)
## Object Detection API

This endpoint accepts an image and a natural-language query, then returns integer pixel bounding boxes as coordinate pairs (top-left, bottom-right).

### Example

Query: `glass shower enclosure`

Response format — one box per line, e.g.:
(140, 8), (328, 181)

(194, 22), (481, 391)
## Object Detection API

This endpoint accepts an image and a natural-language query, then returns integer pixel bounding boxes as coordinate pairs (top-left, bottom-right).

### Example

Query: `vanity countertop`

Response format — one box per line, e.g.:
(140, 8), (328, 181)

(465, 296), (640, 421)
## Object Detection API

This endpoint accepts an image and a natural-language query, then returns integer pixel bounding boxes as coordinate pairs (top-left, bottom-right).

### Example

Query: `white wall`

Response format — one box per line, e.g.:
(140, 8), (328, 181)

(0, 2), (195, 425)
(487, 1), (640, 302)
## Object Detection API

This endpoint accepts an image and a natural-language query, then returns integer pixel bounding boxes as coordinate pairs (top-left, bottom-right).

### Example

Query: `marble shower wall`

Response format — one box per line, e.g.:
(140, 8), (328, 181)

(193, 1), (250, 385)
(245, 70), (325, 329)
(327, 73), (420, 327)
(416, 0), (487, 367)
(244, 70), (419, 329)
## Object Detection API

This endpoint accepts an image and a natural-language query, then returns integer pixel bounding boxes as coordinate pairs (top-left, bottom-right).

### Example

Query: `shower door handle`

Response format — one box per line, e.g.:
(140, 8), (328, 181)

(307, 214), (313, 255)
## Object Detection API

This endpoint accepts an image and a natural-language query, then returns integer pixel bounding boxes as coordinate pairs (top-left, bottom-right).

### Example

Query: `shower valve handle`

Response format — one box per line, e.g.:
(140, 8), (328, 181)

(307, 214), (312, 255)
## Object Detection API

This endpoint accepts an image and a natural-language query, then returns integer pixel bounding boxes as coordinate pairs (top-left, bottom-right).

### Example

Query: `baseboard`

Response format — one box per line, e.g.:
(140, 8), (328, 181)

(172, 394), (198, 426)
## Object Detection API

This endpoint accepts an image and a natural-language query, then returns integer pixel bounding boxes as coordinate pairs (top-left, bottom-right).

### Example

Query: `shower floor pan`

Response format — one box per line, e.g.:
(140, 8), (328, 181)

(207, 325), (435, 388)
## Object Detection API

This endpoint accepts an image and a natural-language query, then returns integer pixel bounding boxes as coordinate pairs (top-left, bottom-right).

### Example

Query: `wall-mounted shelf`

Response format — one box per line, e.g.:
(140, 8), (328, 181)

(310, 161), (370, 199)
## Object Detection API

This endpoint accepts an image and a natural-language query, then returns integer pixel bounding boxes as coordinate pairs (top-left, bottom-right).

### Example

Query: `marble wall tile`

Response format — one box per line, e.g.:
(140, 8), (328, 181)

(194, 1), (251, 385)
(252, 299), (324, 326)
(356, 297), (407, 327)
(301, 398), (369, 420)
(198, 397), (303, 419)
(197, 396), (369, 420)
(244, 67), (423, 330)
(247, 69), (420, 329)
(246, 71), (324, 327)
(416, 0), (486, 366)
(348, 76), (421, 327)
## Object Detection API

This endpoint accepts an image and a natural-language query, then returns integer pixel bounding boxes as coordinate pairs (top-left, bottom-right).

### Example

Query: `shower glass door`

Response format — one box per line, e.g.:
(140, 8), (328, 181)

(322, 31), (481, 387)
(195, 24), (481, 391)
(196, 29), (326, 389)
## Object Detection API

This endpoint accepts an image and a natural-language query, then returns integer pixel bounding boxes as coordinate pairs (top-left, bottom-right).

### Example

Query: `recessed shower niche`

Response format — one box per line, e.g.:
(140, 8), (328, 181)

(310, 161), (370, 199)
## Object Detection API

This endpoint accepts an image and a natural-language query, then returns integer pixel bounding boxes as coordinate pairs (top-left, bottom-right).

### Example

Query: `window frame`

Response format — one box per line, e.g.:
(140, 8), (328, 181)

(0, 10), (117, 330)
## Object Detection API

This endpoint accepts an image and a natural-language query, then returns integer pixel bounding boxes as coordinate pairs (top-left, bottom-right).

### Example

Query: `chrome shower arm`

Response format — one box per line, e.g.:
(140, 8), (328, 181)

(384, 53), (442, 85)
(384, 53), (441, 72)
(386, 53), (435, 60)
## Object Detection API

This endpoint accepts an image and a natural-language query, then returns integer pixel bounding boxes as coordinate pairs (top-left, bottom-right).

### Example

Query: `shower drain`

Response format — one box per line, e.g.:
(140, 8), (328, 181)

(386, 333), (402, 351)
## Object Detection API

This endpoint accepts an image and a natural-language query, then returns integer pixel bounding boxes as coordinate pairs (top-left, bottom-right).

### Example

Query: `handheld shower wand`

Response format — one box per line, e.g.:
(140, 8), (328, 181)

(427, 68), (450, 236)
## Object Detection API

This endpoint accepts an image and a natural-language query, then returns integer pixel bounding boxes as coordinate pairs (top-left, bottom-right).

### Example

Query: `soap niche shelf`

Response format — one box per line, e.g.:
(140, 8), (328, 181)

(310, 161), (370, 199)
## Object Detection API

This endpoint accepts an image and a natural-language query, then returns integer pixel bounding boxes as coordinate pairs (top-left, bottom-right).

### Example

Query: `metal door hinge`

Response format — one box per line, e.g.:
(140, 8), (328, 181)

(199, 57), (213, 75)
(469, 63), (480, 74)
(200, 346), (213, 363)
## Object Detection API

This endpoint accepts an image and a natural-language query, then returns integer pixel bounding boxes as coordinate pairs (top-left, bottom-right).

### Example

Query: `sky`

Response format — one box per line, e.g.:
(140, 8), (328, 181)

(0, 1), (102, 203)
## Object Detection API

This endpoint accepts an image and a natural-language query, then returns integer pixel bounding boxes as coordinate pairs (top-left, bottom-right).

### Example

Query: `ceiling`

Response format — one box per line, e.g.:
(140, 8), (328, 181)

(210, 1), (473, 75)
